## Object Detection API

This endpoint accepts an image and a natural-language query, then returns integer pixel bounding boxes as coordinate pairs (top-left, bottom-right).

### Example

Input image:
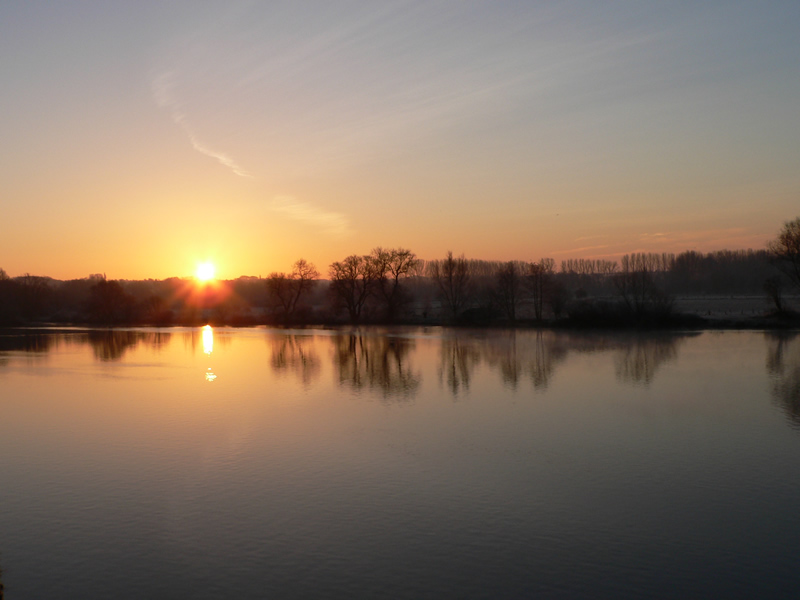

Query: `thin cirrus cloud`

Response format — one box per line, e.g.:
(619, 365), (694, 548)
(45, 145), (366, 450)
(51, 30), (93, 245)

(145, 4), (591, 177)
(269, 197), (352, 238)
(151, 71), (252, 178)
(147, 3), (695, 183)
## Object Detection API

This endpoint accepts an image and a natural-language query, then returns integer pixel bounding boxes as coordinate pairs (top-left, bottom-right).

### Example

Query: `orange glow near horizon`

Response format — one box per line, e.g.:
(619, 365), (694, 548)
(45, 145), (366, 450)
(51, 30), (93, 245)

(195, 262), (216, 282)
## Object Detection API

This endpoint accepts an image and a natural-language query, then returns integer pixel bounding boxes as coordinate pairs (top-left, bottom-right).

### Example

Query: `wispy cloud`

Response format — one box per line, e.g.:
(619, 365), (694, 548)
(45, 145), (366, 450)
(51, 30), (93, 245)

(552, 244), (612, 255)
(269, 196), (352, 237)
(151, 71), (251, 178)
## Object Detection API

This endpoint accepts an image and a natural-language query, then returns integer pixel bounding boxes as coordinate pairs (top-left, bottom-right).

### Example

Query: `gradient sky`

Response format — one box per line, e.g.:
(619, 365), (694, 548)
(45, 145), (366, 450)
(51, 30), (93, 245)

(2, 1), (799, 280)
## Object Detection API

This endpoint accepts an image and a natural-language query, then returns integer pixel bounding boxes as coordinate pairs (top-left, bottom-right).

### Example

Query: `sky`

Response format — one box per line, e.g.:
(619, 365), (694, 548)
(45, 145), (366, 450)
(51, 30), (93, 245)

(2, 1), (799, 280)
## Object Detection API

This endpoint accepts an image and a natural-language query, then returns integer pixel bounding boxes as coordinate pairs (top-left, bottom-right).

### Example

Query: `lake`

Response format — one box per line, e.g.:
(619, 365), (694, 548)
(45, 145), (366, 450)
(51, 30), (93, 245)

(1, 326), (800, 599)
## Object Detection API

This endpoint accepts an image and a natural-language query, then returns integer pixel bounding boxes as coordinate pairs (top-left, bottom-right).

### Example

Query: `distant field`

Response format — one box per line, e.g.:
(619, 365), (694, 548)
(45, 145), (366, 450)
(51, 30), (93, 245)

(673, 295), (798, 319)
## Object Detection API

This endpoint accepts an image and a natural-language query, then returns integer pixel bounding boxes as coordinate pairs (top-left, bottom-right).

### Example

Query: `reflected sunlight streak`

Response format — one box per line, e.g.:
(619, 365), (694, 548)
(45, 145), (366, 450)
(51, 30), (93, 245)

(202, 325), (217, 381)
(202, 325), (214, 355)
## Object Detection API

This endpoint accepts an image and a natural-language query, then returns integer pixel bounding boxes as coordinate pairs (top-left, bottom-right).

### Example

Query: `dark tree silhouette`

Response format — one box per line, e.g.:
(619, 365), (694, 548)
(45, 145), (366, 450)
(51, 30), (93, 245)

(329, 255), (375, 322)
(428, 251), (471, 320)
(768, 217), (800, 291)
(266, 259), (319, 323)
(87, 277), (134, 323)
(548, 279), (570, 318)
(764, 275), (786, 314)
(526, 258), (555, 321)
(0, 269), (20, 324)
(613, 253), (673, 317)
(370, 247), (418, 322)
(495, 261), (525, 322)
(18, 274), (53, 321)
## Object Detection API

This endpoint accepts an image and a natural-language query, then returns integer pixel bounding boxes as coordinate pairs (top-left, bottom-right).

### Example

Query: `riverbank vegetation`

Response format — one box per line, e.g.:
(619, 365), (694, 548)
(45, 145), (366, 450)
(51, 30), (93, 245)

(2, 219), (799, 329)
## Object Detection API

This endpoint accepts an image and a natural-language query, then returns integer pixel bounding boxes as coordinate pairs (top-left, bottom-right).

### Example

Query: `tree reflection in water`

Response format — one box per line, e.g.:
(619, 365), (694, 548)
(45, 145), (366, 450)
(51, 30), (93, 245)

(88, 330), (171, 362)
(765, 332), (800, 428)
(0, 332), (57, 354)
(0, 330), (173, 365)
(268, 334), (321, 387)
(613, 334), (683, 385)
(439, 336), (482, 396)
(438, 331), (691, 396)
(468, 331), (569, 392)
(332, 332), (420, 401)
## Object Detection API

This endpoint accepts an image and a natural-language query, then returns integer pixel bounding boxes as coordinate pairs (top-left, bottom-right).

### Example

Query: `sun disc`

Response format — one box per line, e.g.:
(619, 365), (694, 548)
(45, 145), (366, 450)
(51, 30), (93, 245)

(196, 262), (216, 282)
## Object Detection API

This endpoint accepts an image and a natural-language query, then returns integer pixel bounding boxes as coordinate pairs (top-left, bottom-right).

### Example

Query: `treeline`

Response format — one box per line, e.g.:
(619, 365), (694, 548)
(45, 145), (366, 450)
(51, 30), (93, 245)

(0, 246), (793, 327)
(0, 271), (268, 326)
(560, 249), (777, 294)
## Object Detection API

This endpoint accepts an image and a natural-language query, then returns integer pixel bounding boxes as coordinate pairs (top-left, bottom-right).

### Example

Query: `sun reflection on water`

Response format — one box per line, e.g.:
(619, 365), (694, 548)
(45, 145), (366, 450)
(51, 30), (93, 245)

(202, 325), (214, 355)
(202, 325), (216, 381)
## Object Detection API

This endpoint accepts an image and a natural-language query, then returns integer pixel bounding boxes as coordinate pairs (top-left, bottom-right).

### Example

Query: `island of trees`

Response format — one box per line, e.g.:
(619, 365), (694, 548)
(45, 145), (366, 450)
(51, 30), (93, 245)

(1, 218), (799, 329)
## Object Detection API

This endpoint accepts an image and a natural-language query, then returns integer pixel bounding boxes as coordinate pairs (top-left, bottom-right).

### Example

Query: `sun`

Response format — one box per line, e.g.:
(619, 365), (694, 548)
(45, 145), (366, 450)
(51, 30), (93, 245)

(195, 261), (216, 282)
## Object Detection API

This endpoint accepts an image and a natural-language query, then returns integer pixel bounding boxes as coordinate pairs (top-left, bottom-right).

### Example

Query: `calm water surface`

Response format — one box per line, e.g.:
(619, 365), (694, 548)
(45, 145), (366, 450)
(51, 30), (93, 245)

(1, 327), (800, 599)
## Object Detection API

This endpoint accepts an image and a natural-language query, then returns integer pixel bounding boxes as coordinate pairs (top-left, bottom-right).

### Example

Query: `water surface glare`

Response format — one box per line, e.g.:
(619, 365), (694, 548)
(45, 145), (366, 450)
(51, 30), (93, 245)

(1, 327), (800, 598)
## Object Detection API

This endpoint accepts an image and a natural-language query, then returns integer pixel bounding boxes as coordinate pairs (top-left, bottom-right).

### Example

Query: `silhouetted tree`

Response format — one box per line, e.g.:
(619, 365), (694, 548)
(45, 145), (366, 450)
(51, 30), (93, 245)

(495, 261), (525, 322)
(87, 277), (134, 323)
(266, 259), (319, 323)
(614, 253), (673, 317)
(17, 274), (53, 321)
(140, 294), (172, 325)
(370, 247), (418, 322)
(329, 255), (375, 322)
(548, 279), (570, 318)
(561, 258), (618, 276)
(0, 270), (20, 324)
(526, 258), (555, 321)
(764, 276), (786, 314)
(768, 217), (800, 291)
(428, 251), (471, 320)
(668, 249), (772, 294)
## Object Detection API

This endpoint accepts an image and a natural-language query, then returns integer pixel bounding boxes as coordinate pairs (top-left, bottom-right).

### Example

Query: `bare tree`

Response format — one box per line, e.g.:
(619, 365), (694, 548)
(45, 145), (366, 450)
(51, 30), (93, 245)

(526, 258), (555, 321)
(370, 247), (418, 322)
(17, 274), (53, 321)
(495, 261), (525, 322)
(768, 217), (800, 291)
(87, 278), (134, 323)
(614, 253), (673, 316)
(266, 259), (319, 323)
(764, 276), (786, 314)
(548, 279), (570, 318)
(329, 255), (376, 322)
(561, 258), (618, 276)
(428, 251), (471, 321)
